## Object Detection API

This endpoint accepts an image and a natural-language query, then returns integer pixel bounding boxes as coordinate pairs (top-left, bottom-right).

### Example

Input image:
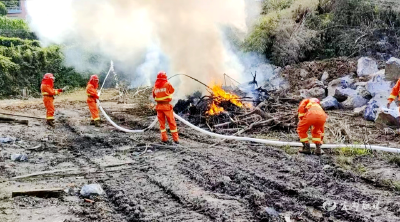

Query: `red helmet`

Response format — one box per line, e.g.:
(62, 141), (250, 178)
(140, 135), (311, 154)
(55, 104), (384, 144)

(157, 71), (167, 80)
(90, 75), (99, 82)
(89, 74), (99, 87)
(310, 98), (320, 104)
(43, 73), (54, 80)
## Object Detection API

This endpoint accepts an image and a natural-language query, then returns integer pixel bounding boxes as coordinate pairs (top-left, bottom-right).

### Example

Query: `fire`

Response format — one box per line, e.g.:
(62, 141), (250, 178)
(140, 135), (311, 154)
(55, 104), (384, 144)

(206, 85), (245, 115)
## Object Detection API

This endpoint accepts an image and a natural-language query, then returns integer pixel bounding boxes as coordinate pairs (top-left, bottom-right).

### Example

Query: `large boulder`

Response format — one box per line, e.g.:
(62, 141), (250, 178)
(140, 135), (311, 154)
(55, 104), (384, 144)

(364, 70), (397, 121)
(300, 87), (326, 100)
(327, 75), (355, 97)
(321, 96), (339, 110)
(335, 86), (370, 109)
(303, 78), (324, 90)
(385, 57), (400, 82)
(375, 108), (400, 129)
(357, 57), (378, 77)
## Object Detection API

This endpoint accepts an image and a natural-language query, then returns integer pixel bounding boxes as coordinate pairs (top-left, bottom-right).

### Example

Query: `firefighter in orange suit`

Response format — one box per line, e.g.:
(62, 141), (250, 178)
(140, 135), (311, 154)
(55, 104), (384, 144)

(387, 78), (400, 111)
(297, 98), (327, 155)
(87, 75), (101, 127)
(152, 72), (179, 144)
(41, 73), (63, 127)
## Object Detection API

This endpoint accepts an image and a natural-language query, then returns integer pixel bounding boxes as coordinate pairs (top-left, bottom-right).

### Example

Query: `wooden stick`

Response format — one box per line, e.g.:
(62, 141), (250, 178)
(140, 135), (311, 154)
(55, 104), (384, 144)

(12, 188), (65, 198)
(0, 112), (45, 120)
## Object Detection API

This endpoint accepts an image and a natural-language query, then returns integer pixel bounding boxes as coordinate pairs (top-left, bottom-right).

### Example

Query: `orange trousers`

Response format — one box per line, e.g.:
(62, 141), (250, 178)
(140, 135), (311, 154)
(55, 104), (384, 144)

(297, 110), (326, 144)
(43, 96), (55, 119)
(87, 97), (100, 120)
(157, 109), (179, 142)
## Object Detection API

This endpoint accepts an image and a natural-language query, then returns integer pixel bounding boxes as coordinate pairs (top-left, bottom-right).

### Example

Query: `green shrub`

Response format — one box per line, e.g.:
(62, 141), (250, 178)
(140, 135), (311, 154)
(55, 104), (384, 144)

(0, 17), (36, 39)
(0, 36), (40, 47)
(244, 0), (400, 66)
(0, 2), (7, 16)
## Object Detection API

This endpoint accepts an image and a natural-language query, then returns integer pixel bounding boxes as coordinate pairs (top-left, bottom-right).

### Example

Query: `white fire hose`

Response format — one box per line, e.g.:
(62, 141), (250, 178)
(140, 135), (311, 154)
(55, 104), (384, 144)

(95, 61), (400, 153)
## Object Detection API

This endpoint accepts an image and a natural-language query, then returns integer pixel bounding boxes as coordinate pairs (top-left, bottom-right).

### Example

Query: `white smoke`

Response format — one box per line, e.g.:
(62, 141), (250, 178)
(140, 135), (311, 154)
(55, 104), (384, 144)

(26, 0), (266, 98)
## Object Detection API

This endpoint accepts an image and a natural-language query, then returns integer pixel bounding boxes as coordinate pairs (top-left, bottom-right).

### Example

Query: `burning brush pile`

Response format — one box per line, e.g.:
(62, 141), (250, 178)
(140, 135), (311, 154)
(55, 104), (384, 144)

(174, 84), (299, 135)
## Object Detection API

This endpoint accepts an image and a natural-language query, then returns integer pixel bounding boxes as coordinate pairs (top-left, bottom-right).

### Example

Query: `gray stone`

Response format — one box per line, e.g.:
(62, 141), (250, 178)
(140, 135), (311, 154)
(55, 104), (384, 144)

(321, 96), (339, 110)
(357, 57), (378, 77)
(80, 184), (105, 197)
(385, 57), (400, 82)
(366, 70), (398, 109)
(354, 105), (367, 116)
(375, 109), (400, 129)
(321, 71), (329, 83)
(327, 76), (354, 97)
(307, 87), (326, 100)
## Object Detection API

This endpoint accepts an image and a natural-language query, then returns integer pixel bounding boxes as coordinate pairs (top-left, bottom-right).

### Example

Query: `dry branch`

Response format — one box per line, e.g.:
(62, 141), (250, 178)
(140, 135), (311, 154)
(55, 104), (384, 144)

(12, 188), (65, 198)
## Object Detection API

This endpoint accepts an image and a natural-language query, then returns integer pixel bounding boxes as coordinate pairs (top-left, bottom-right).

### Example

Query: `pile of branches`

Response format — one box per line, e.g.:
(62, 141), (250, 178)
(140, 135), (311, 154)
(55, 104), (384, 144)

(178, 95), (299, 135)
(209, 100), (298, 135)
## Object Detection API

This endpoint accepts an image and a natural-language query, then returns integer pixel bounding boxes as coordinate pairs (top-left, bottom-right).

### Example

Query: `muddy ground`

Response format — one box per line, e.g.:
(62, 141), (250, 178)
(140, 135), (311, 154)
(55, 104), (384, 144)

(1, 89), (400, 222)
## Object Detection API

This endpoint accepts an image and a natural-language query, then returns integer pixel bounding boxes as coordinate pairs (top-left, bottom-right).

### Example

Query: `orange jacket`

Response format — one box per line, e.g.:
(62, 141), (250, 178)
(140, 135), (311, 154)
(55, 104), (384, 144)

(153, 82), (174, 103)
(388, 78), (400, 103)
(298, 99), (325, 120)
(41, 84), (60, 97)
(86, 83), (99, 99)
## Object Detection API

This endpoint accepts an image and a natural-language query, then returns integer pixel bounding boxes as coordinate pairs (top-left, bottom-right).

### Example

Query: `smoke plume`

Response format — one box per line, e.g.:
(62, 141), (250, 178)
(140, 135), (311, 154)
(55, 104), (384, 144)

(27, 0), (264, 98)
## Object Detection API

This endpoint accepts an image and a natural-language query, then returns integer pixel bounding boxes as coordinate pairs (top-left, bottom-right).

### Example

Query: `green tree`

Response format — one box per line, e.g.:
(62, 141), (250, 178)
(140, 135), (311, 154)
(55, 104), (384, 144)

(0, 2), (7, 16)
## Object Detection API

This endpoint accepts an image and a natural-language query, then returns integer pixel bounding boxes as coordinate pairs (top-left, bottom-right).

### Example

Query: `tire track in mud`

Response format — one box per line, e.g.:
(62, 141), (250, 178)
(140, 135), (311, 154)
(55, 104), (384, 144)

(102, 150), (255, 221)
(175, 138), (400, 221)
(44, 109), (400, 221)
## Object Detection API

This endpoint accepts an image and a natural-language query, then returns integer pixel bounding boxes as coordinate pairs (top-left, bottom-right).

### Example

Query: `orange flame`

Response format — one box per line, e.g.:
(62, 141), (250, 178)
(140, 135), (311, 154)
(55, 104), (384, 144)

(206, 85), (246, 115)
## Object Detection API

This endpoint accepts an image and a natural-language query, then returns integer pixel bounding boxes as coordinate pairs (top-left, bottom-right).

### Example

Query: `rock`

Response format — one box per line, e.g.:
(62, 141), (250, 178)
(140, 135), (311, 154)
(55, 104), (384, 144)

(321, 96), (339, 110)
(357, 86), (372, 99)
(304, 88), (325, 100)
(0, 137), (14, 144)
(341, 96), (369, 109)
(80, 184), (105, 197)
(303, 78), (324, 90)
(364, 100), (380, 121)
(375, 108), (400, 128)
(300, 69), (308, 78)
(321, 71), (329, 83)
(336, 86), (370, 109)
(327, 76), (354, 97)
(334, 88), (351, 102)
(265, 207), (279, 217)
(357, 57), (378, 77)
(354, 105), (367, 116)
(366, 70), (398, 113)
(11, 154), (28, 162)
(385, 57), (400, 81)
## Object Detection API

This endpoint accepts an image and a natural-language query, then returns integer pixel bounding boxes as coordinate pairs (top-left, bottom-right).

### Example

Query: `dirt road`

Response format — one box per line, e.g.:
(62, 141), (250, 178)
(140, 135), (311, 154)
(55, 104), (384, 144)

(1, 90), (400, 222)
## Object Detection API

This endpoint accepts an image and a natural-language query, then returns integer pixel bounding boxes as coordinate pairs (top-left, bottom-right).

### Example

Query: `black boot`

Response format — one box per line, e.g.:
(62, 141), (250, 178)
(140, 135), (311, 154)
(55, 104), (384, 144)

(299, 142), (311, 154)
(90, 120), (95, 125)
(46, 119), (55, 127)
(94, 120), (100, 127)
(315, 144), (324, 156)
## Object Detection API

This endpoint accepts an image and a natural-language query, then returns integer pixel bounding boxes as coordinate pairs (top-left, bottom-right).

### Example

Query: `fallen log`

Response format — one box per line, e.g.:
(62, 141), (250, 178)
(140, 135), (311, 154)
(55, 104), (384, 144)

(0, 112), (45, 120)
(0, 116), (29, 125)
(12, 188), (65, 198)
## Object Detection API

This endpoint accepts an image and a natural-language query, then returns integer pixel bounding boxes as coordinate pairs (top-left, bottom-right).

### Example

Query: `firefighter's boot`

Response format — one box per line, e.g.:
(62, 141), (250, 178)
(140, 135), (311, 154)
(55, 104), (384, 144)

(94, 120), (100, 127)
(47, 119), (55, 127)
(315, 144), (324, 156)
(299, 142), (311, 154)
(90, 120), (95, 125)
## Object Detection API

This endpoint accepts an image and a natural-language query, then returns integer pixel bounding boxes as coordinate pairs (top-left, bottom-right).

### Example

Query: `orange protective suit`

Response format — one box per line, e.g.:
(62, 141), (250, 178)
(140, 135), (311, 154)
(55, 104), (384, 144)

(41, 73), (62, 120)
(297, 98), (327, 144)
(152, 72), (179, 142)
(388, 78), (400, 112)
(86, 75), (100, 121)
